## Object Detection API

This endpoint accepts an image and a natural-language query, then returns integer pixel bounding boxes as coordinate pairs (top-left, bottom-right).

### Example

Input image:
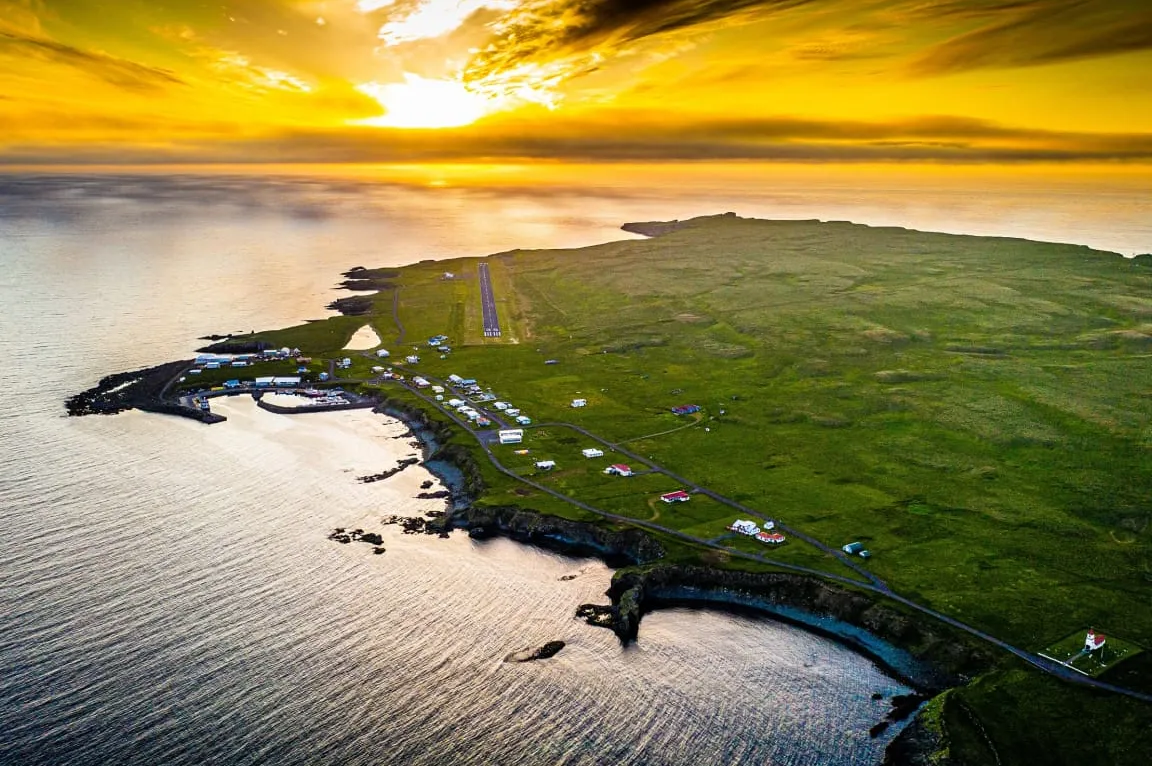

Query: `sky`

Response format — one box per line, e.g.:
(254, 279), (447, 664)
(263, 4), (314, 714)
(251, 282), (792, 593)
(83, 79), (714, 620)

(1, 0), (1151, 163)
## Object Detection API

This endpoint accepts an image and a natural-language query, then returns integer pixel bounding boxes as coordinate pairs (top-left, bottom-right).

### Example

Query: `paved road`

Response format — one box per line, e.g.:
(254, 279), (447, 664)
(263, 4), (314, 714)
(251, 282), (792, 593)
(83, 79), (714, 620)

(477, 262), (501, 338)
(392, 375), (1152, 705)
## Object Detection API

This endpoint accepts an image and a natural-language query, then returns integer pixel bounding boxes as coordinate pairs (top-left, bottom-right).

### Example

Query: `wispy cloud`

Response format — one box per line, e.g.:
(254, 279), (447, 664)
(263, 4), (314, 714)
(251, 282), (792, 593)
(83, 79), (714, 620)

(0, 30), (186, 92)
(4, 112), (1150, 164)
(906, 0), (1152, 73)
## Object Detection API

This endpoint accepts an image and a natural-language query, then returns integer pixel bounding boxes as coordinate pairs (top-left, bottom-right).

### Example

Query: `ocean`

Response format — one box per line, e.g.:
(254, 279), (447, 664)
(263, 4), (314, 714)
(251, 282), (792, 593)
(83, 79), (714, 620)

(2, 165), (1149, 766)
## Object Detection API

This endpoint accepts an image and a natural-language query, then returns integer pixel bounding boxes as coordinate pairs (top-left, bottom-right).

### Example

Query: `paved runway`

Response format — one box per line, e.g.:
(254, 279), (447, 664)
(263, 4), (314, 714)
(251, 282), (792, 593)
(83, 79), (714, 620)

(478, 262), (501, 338)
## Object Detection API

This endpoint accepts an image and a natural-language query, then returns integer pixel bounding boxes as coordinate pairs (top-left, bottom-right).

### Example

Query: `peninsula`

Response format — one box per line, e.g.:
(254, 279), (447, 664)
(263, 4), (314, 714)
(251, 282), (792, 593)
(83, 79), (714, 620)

(72, 215), (1152, 765)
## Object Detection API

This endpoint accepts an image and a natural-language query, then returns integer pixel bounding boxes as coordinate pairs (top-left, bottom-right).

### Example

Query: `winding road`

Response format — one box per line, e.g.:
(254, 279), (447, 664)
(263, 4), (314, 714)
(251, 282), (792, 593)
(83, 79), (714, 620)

(392, 373), (1152, 705)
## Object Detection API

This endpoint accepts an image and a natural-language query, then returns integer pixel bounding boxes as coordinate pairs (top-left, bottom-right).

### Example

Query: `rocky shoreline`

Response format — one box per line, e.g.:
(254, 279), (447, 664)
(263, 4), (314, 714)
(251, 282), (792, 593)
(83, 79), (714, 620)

(373, 405), (989, 764)
(70, 364), (979, 763)
(65, 360), (219, 423)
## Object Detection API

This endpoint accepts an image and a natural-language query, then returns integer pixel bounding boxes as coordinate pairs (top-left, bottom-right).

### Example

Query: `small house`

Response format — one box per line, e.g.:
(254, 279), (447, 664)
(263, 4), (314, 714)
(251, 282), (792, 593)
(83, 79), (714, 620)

(604, 464), (633, 477)
(505, 408), (521, 417)
(660, 490), (691, 503)
(376, 349), (391, 358)
(544, 360), (559, 365)
(459, 378), (477, 386)
(405, 355), (419, 364)
(498, 429), (524, 445)
(447, 374), (463, 385)
(318, 372), (330, 382)
(671, 404), (702, 416)
(535, 460), (556, 470)
(205, 362), (221, 370)
(493, 402), (510, 411)
(582, 448), (605, 458)
(231, 360), (248, 368)
(476, 417), (491, 427)
(431, 386), (445, 394)
(412, 377), (430, 388)
(341, 357), (352, 367)
(254, 376), (275, 387)
(447, 398), (465, 407)
(515, 416), (532, 426)
(223, 379), (242, 389)
(272, 376), (301, 387)
(756, 531), (786, 545)
(842, 542), (865, 555)
(372, 366), (385, 373)
(571, 398), (587, 408)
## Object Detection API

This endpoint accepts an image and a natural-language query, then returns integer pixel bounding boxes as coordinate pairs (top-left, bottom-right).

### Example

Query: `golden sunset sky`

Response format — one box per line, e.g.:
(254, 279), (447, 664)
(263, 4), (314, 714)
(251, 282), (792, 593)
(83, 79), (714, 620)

(2, 0), (1150, 163)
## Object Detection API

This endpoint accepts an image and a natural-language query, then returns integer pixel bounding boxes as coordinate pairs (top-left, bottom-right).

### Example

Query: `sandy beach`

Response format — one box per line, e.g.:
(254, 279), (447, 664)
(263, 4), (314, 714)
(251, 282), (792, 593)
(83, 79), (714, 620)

(343, 324), (382, 351)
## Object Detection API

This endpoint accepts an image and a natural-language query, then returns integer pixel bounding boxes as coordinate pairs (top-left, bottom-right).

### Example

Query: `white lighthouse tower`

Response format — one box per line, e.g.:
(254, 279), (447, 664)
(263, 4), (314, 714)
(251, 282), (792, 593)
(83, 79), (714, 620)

(1084, 628), (1106, 652)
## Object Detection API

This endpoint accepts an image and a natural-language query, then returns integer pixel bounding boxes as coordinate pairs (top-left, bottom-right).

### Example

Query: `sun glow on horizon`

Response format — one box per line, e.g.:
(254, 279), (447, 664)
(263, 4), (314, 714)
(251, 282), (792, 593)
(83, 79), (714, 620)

(356, 74), (496, 128)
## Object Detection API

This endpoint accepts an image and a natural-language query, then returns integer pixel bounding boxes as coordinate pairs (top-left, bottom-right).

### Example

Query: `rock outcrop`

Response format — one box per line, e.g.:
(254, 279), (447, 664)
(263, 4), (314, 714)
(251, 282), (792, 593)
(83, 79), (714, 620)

(503, 641), (566, 663)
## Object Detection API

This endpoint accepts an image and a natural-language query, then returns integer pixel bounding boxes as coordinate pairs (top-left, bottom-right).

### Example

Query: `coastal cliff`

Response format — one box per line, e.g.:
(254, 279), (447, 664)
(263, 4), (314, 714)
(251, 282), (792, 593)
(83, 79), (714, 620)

(449, 504), (666, 567)
(603, 566), (993, 688)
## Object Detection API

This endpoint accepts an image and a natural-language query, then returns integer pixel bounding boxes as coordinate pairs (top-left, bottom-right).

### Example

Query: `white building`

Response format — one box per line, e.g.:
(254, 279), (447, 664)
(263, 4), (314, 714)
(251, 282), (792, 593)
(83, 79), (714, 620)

(506, 408), (521, 416)
(515, 416), (532, 426)
(431, 385), (445, 394)
(499, 429), (524, 445)
(582, 448), (604, 458)
(376, 349), (390, 358)
(571, 398), (587, 408)
(535, 460), (556, 470)
(729, 519), (760, 536)
(493, 402), (510, 411)
(447, 398), (465, 407)
(412, 377), (430, 388)
(405, 355), (419, 364)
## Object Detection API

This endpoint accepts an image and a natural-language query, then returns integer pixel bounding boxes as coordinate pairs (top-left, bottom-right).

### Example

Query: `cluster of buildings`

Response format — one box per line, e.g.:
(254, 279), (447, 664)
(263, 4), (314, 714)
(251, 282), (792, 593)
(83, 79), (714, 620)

(729, 519), (785, 545)
(191, 347), (306, 374)
(841, 541), (872, 559)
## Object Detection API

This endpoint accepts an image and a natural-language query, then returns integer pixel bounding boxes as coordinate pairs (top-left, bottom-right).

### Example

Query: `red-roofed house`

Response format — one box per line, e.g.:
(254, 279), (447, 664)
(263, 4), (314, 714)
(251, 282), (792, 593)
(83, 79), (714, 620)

(604, 464), (633, 477)
(756, 531), (786, 545)
(660, 490), (691, 503)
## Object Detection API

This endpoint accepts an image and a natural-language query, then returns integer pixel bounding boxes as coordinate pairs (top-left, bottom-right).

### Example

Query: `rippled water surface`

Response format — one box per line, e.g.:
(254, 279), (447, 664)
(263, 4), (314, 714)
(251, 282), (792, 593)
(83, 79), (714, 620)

(3, 166), (1150, 765)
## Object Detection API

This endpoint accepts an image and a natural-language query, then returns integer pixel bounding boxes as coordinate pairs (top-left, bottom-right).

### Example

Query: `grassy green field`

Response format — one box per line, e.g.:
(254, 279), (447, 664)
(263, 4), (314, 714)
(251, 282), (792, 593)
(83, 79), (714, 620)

(1040, 630), (1145, 678)
(236, 216), (1152, 764)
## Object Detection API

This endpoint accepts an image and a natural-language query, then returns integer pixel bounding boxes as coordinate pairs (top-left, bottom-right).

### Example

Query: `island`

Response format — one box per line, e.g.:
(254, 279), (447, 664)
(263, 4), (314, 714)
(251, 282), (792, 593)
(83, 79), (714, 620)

(70, 215), (1152, 765)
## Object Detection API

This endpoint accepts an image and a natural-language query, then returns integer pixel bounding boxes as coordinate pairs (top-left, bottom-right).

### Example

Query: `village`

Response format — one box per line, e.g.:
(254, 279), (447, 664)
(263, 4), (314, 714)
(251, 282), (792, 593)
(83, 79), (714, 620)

(174, 329), (892, 562)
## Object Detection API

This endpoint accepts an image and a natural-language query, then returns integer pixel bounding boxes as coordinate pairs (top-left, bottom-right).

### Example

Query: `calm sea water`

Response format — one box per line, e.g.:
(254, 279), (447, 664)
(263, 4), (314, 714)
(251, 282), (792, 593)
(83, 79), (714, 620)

(2, 166), (1149, 766)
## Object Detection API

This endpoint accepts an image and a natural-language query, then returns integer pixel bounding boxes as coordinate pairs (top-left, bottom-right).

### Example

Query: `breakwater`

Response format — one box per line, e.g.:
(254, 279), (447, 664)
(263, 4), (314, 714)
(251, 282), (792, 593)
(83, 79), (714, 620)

(65, 360), (221, 423)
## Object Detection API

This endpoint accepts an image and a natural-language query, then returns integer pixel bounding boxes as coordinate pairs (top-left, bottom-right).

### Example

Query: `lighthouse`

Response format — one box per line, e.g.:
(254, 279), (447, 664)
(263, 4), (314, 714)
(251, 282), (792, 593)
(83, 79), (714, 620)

(1084, 628), (1106, 652)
